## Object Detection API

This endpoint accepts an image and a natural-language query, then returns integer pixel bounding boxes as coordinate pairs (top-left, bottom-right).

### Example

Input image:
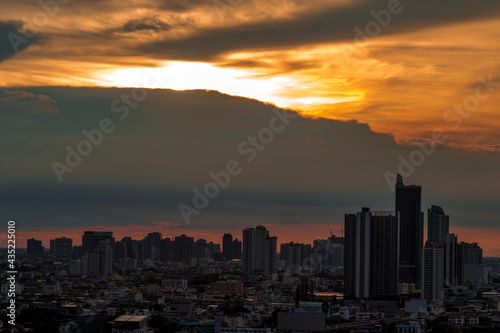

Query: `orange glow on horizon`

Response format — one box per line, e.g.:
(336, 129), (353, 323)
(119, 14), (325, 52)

(19, 223), (500, 257)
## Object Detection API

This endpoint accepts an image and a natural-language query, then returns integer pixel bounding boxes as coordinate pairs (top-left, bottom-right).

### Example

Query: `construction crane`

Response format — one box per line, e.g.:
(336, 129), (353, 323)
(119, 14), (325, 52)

(326, 220), (344, 238)
(326, 220), (333, 236)
(160, 224), (175, 240)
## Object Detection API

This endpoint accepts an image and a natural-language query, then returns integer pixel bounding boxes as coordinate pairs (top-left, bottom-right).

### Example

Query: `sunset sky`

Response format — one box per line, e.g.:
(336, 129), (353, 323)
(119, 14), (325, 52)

(1, 0), (500, 255)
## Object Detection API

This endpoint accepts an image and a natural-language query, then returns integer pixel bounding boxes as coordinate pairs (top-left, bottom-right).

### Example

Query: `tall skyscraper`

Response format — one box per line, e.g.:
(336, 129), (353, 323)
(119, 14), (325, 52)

(50, 239), (55, 257)
(82, 231), (114, 256)
(427, 205), (449, 243)
(396, 174), (424, 287)
(243, 226), (277, 275)
(160, 237), (174, 262)
(223, 233), (233, 261)
(97, 239), (113, 275)
(421, 241), (445, 305)
(265, 236), (277, 275)
(463, 242), (483, 265)
(72, 245), (82, 260)
(143, 232), (161, 260)
(27, 238), (44, 257)
(116, 237), (139, 260)
(444, 233), (465, 288)
(174, 234), (194, 262)
(312, 235), (344, 268)
(194, 239), (209, 259)
(86, 239), (113, 276)
(344, 208), (399, 299)
(54, 237), (73, 263)
(233, 238), (242, 259)
(280, 242), (312, 273)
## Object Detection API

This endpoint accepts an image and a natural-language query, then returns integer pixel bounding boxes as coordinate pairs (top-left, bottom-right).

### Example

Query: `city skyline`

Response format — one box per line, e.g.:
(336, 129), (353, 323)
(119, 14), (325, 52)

(3, 1), (500, 331)
(16, 172), (500, 257)
(2, 1), (500, 259)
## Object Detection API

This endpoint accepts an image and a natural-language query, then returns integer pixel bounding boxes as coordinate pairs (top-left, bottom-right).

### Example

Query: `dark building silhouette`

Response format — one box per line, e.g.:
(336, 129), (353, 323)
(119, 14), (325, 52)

(194, 239), (209, 259)
(444, 233), (465, 288)
(72, 245), (82, 260)
(82, 231), (114, 256)
(344, 207), (399, 299)
(396, 174), (424, 287)
(223, 233), (233, 260)
(243, 226), (277, 275)
(174, 234), (194, 263)
(27, 238), (44, 257)
(50, 239), (55, 257)
(296, 278), (314, 302)
(280, 242), (312, 273)
(54, 237), (73, 263)
(428, 205), (449, 243)
(233, 238), (242, 259)
(312, 235), (344, 268)
(142, 232), (161, 260)
(115, 237), (139, 260)
(463, 242), (483, 265)
(422, 240), (445, 305)
(160, 237), (174, 262)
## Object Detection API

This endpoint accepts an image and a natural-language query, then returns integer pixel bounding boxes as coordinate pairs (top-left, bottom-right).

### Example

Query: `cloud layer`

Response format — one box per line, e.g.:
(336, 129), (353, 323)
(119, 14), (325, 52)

(1, 87), (499, 234)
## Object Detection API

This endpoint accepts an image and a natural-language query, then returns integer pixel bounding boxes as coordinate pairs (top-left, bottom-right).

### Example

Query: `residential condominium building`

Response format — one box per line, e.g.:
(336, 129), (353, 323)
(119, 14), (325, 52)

(54, 237), (73, 263)
(344, 207), (399, 300)
(396, 174), (424, 288)
(422, 240), (445, 305)
(427, 205), (449, 243)
(243, 226), (277, 276)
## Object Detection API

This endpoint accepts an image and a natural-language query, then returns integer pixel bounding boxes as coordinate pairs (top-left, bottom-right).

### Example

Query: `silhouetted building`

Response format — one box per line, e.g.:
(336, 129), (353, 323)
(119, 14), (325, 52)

(160, 237), (174, 262)
(208, 242), (221, 256)
(281, 242), (312, 274)
(174, 234), (193, 262)
(243, 226), (277, 275)
(82, 231), (114, 256)
(427, 205), (449, 243)
(422, 241), (444, 305)
(296, 278), (314, 301)
(50, 239), (55, 257)
(54, 237), (73, 263)
(444, 233), (464, 288)
(87, 239), (113, 276)
(195, 239), (209, 259)
(72, 245), (82, 260)
(344, 207), (399, 299)
(223, 233), (233, 261)
(463, 242), (483, 265)
(233, 238), (242, 259)
(396, 174), (424, 287)
(143, 232), (161, 260)
(116, 237), (139, 260)
(27, 238), (44, 257)
(312, 235), (344, 269)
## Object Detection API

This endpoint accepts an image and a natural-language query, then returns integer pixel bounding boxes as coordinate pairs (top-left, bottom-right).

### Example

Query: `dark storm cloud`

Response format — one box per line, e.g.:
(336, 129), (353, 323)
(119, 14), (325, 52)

(111, 16), (172, 33)
(0, 87), (499, 230)
(140, 0), (500, 60)
(0, 21), (37, 62)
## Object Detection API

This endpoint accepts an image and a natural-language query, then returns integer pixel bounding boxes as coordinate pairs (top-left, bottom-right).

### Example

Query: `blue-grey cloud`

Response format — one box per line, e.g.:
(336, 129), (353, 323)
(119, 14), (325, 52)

(111, 16), (172, 34)
(0, 21), (37, 62)
(0, 87), (499, 231)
